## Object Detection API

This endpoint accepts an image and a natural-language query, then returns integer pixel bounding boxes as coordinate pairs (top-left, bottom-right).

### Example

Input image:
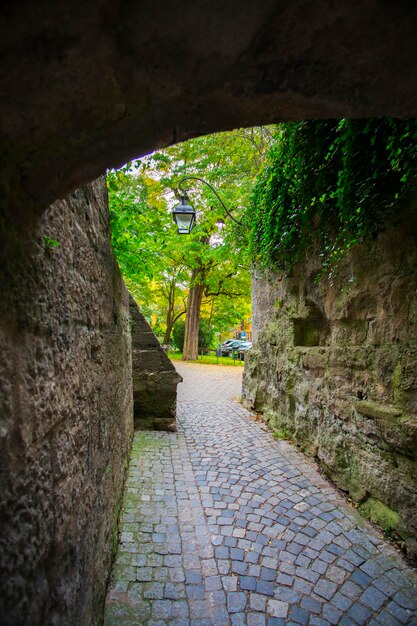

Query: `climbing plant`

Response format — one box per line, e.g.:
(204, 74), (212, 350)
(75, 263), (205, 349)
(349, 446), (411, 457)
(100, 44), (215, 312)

(245, 118), (417, 273)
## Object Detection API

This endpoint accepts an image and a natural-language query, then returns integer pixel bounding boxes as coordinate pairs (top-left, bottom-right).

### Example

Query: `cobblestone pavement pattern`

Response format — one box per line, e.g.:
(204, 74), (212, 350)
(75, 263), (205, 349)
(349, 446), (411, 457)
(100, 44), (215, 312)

(105, 363), (417, 626)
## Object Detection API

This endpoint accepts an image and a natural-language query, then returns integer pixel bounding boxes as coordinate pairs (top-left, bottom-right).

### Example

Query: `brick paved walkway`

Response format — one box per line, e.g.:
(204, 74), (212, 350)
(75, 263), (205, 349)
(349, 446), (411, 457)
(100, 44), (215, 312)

(105, 363), (417, 626)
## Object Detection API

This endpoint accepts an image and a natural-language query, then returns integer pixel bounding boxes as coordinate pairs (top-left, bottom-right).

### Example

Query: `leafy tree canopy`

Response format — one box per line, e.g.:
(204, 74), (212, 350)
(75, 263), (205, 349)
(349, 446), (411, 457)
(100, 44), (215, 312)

(107, 127), (272, 341)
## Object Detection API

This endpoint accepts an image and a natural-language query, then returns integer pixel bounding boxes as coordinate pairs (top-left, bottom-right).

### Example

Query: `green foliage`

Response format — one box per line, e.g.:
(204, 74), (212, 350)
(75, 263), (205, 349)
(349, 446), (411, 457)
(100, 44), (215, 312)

(172, 318), (215, 352)
(198, 319), (215, 352)
(44, 236), (59, 249)
(107, 127), (271, 342)
(172, 320), (186, 351)
(107, 170), (172, 283)
(273, 428), (289, 440)
(359, 497), (401, 537)
(246, 118), (417, 273)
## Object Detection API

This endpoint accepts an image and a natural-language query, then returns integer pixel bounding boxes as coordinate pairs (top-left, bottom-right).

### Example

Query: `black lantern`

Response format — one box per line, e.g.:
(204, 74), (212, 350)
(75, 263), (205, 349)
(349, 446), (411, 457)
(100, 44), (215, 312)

(171, 194), (196, 234)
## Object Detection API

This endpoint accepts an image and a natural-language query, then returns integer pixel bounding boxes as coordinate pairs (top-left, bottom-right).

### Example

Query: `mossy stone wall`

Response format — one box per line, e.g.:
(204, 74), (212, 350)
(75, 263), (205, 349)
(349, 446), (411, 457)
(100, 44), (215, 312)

(244, 200), (417, 558)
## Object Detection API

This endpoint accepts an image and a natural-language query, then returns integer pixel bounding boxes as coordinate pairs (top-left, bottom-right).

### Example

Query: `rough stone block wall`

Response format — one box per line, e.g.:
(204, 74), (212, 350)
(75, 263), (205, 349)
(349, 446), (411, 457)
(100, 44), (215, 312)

(0, 178), (133, 625)
(129, 295), (182, 431)
(244, 201), (417, 558)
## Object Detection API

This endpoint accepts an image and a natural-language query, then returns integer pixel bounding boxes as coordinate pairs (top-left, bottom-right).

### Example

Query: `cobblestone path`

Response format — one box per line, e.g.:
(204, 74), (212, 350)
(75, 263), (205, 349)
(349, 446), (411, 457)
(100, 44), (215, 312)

(105, 363), (417, 626)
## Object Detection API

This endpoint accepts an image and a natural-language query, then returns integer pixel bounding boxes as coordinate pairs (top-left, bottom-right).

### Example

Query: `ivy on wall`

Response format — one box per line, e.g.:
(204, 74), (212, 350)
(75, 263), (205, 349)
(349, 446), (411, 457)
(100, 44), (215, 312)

(245, 118), (417, 273)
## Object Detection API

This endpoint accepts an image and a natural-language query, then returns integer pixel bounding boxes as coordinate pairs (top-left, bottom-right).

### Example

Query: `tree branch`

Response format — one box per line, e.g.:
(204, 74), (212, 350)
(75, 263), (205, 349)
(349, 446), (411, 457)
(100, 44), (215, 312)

(205, 290), (246, 297)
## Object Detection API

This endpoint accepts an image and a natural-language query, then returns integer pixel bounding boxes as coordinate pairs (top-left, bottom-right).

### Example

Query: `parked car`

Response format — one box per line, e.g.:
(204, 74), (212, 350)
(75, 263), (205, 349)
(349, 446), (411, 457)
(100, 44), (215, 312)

(220, 339), (236, 350)
(216, 339), (235, 356)
(220, 340), (245, 357)
(237, 341), (252, 360)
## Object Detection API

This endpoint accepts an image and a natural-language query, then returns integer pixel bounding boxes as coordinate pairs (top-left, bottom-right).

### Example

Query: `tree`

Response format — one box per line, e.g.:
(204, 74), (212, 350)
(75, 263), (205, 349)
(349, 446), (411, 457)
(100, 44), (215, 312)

(107, 126), (272, 359)
(160, 269), (188, 345)
(140, 127), (272, 359)
(107, 169), (192, 335)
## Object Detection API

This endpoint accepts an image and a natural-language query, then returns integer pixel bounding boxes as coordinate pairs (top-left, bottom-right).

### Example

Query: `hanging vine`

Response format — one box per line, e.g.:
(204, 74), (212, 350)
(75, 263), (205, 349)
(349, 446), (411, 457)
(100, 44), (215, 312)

(245, 118), (417, 274)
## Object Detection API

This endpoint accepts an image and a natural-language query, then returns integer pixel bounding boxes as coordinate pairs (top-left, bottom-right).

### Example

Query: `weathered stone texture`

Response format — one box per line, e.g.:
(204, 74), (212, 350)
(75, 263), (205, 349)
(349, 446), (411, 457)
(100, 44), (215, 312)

(244, 199), (417, 557)
(129, 295), (182, 431)
(1, 2), (417, 217)
(0, 178), (133, 625)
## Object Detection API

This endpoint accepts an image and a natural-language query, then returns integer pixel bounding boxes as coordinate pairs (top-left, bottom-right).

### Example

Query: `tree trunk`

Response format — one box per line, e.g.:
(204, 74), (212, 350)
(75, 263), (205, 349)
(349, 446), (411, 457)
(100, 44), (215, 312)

(163, 321), (173, 346)
(163, 277), (177, 345)
(182, 268), (205, 360)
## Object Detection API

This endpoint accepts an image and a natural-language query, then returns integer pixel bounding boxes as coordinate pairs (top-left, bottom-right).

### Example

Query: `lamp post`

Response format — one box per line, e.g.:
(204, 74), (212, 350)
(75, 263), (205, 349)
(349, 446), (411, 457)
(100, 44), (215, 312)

(171, 176), (242, 234)
(171, 193), (196, 235)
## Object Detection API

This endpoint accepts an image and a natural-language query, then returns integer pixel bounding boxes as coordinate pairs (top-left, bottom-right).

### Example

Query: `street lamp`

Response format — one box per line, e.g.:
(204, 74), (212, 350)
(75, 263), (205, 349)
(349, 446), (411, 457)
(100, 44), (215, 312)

(171, 193), (196, 234)
(171, 176), (242, 234)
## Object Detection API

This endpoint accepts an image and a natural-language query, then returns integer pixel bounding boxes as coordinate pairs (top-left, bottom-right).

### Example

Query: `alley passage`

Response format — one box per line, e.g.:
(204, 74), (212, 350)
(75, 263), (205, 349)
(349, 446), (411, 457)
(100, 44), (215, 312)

(105, 363), (417, 626)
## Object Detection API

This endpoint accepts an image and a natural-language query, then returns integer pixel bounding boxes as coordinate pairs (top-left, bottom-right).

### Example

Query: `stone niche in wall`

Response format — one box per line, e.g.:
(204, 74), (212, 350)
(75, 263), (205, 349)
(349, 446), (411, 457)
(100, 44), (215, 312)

(244, 199), (417, 558)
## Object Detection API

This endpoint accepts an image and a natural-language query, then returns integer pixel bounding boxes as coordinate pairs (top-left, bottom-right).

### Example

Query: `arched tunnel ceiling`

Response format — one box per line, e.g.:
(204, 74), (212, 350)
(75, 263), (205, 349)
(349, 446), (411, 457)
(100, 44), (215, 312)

(1, 0), (417, 214)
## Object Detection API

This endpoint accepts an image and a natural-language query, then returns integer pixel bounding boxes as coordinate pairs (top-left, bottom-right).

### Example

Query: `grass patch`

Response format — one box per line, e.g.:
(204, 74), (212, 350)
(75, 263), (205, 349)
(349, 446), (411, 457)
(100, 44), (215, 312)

(167, 351), (244, 367)
(272, 428), (289, 440)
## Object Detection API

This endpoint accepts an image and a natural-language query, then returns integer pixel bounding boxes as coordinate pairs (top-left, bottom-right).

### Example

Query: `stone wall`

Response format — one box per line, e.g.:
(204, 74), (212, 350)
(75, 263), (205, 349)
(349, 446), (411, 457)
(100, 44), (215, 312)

(0, 178), (133, 625)
(130, 295), (182, 431)
(243, 200), (417, 558)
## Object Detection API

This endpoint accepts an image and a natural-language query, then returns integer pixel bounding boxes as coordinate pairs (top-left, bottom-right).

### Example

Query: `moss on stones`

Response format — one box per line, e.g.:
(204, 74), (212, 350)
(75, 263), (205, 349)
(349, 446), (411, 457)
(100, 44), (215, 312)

(355, 400), (402, 422)
(272, 427), (289, 440)
(243, 206), (417, 554)
(359, 497), (401, 534)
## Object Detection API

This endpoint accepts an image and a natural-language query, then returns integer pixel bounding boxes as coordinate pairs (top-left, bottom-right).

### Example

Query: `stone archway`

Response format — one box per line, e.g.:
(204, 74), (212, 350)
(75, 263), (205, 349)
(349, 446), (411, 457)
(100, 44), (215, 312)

(1, 3), (417, 625)
(1, 1), (417, 220)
